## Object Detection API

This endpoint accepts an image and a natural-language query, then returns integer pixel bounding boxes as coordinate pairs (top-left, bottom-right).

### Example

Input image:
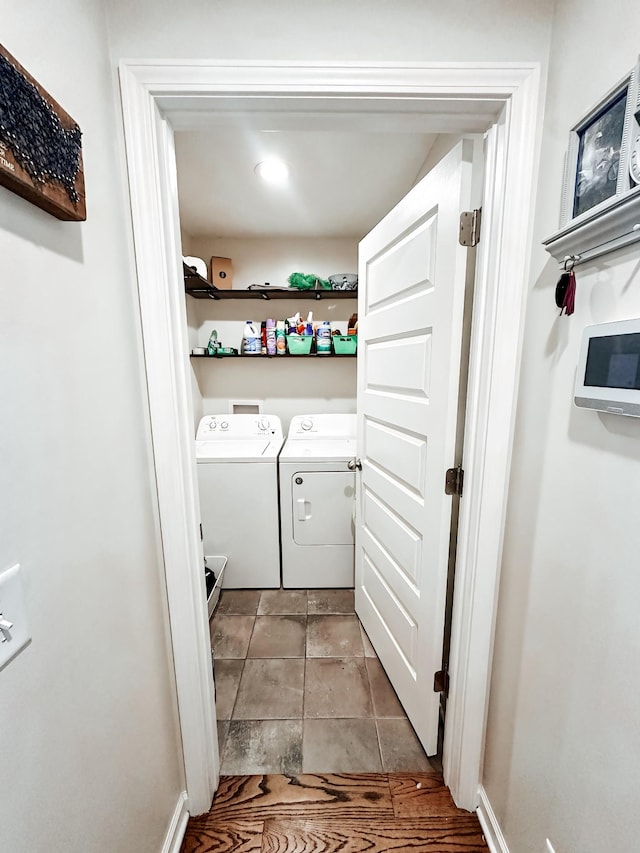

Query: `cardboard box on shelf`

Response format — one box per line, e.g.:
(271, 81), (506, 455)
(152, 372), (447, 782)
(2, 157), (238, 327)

(210, 256), (233, 289)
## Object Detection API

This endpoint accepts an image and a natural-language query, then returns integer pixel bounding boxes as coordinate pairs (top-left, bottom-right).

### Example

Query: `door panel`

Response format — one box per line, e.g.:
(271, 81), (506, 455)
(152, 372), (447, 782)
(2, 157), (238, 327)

(364, 419), (427, 494)
(361, 553), (418, 665)
(355, 139), (478, 756)
(366, 334), (432, 397)
(365, 212), (438, 310)
(362, 489), (422, 585)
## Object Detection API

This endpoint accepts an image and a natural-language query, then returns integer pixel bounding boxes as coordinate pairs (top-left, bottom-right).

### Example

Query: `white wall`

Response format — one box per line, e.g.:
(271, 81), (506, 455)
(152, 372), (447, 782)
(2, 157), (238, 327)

(105, 0), (554, 63)
(187, 236), (357, 291)
(183, 237), (357, 431)
(103, 0), (556, 440)
(0, 3), (184, 851)
(483, 1), (640, 851)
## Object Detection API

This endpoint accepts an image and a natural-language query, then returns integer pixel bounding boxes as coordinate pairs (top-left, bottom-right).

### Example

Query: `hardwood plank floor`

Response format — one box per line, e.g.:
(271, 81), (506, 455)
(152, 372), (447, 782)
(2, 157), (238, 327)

(181, 820), (263, 853)
(388, 773), (468, 817)
(262, 817), (488, 852)
(206, 774), (394, 820)
(181, 774), (488, 852)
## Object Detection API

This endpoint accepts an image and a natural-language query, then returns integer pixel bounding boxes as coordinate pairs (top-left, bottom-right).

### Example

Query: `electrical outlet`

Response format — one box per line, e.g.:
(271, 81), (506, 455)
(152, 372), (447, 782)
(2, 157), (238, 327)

(546, 839), (556, 853)
(0, 563), (31, 672)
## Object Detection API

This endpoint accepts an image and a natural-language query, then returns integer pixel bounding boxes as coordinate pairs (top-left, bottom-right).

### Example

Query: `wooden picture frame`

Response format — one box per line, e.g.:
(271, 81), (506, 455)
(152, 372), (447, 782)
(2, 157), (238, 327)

(0, 43), (86, 221)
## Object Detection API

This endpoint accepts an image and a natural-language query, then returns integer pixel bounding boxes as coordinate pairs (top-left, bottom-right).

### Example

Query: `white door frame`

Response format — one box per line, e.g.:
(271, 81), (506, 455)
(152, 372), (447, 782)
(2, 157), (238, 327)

(118, 60), (541, 814)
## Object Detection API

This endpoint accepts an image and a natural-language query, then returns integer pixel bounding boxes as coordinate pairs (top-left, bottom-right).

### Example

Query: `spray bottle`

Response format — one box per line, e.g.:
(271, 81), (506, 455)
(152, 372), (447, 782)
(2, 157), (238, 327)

(305, 311), (314, 336)
(266, 318), (276, 356)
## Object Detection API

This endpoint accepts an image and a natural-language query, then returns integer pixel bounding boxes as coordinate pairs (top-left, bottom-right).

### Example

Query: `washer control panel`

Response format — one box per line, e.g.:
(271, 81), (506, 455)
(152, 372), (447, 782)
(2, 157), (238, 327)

(287, 413), (357, 439)
(196, 414), (282, 440)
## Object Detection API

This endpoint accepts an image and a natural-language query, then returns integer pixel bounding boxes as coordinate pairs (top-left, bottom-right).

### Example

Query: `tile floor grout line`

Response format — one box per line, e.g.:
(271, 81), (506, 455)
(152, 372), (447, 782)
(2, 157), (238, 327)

(373, 716), (386, 774)
(227, 655), (247, 727)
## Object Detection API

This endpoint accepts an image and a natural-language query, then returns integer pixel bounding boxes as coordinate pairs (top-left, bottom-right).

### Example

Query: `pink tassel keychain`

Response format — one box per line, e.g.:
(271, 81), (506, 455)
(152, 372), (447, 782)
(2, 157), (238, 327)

(555, 258), (577, 316)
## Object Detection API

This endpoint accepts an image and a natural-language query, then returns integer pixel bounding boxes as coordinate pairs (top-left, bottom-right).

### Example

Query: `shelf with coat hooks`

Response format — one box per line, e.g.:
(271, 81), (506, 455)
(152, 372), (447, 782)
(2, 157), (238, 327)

(544, 188), (640, 268)
(556, 222), (640, 269)
(184, 263), (358, 301)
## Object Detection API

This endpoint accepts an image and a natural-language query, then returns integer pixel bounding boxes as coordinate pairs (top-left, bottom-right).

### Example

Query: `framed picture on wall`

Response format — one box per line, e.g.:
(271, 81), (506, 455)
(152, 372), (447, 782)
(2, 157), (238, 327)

(0, 43), (86, 221)
(560, 65), (638, 227)
(544, 57), (640, 263)
(571, 89), (627, 218)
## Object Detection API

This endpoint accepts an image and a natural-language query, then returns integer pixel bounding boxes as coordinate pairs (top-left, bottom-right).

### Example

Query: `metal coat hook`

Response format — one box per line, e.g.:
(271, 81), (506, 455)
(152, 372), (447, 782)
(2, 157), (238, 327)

(562, 254), (580, 271)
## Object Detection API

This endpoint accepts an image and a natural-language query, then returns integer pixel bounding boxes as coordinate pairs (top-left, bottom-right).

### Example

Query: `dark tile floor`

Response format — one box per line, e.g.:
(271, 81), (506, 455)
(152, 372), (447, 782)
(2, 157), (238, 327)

(210, 588), (435, 775)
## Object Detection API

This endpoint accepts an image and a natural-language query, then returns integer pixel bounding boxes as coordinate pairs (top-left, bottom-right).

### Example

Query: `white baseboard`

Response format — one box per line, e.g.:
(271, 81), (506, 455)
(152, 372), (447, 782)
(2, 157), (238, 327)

(477, 786), (510, 853)
(161, 792), (189, 853)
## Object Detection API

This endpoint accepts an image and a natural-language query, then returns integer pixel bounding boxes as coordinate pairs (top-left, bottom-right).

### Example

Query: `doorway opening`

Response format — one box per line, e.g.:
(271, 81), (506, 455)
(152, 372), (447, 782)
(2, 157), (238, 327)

(176, 126), (481, 777)
(119, 60), (541, 813)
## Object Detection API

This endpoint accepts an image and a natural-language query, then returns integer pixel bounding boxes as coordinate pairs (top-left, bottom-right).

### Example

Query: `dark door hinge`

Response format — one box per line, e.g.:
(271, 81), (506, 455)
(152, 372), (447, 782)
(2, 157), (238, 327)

(445, 465), (464, 497)
(459, 208), (482, 247)
(200, 523), (203, 541)
(434, 669), (450, 694)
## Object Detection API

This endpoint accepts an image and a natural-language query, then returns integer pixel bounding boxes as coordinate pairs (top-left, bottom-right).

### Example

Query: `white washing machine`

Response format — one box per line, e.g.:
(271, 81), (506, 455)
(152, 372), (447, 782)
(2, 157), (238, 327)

(279, 414), (357, 589)
(196, 414), (284, 589)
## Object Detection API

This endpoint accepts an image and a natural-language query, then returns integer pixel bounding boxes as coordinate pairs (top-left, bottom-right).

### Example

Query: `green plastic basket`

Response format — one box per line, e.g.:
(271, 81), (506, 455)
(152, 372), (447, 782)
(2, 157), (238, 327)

(333, 335), (357, 355)
(287, 334), (313, 355)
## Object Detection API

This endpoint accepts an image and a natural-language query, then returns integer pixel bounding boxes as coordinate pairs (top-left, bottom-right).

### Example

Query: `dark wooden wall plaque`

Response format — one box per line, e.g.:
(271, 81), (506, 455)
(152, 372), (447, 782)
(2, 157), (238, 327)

(0, 43), (86, 221)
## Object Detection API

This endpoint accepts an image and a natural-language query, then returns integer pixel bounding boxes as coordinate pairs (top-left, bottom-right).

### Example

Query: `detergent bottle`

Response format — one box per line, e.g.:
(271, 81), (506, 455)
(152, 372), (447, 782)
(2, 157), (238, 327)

(316, 320), (332, 355)
(243, 321), (261, 354)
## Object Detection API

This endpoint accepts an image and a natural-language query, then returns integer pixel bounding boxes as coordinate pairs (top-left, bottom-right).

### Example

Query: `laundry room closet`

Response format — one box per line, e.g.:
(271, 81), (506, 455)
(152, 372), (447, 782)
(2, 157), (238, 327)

(182, 235), (358, 429)
(174, 126), (446, 776)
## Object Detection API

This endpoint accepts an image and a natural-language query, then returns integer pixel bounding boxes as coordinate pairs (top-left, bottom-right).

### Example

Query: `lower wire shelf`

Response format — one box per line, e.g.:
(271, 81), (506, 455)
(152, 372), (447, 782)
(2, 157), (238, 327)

(190, 353), (357, 359)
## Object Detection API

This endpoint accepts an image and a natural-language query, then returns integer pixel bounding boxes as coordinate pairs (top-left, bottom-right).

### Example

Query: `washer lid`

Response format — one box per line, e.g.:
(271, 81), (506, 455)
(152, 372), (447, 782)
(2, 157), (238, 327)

(196, 439), (279, 461)
(279, 437), (356, 462)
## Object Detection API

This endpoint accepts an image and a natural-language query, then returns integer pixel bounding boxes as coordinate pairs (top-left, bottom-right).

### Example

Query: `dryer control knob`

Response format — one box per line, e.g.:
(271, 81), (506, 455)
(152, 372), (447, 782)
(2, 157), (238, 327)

(220, 421), (229, 430)
(300, 418), (313, 431)
(208, 420), (217, 430)
(257, 417), (270, 431)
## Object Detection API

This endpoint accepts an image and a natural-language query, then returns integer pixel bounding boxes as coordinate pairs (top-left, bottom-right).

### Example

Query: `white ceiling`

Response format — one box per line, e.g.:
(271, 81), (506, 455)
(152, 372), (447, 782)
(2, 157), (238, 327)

(174, 128), (438, 239)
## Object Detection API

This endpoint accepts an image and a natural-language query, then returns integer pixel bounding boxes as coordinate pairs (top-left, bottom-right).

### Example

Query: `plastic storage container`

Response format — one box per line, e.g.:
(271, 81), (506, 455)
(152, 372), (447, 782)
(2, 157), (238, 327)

(333, 335), (358, 354)
(287, 334), (313, 355)
(204, 555), (227, 617)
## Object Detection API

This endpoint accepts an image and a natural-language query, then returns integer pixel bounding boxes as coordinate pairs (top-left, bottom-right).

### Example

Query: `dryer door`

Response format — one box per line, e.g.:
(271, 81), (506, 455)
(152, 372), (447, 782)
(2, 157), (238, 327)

(292, 470), (355, 545)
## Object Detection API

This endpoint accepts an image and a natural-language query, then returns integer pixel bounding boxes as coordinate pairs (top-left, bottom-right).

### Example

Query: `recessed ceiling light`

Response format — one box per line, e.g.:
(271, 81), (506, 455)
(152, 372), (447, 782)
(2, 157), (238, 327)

(255, 159), (289, 184)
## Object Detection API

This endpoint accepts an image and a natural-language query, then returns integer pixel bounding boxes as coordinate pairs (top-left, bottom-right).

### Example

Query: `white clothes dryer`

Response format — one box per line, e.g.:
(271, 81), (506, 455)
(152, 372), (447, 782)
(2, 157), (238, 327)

(196, 414), (284, 588)
(279, 414), (357, 588)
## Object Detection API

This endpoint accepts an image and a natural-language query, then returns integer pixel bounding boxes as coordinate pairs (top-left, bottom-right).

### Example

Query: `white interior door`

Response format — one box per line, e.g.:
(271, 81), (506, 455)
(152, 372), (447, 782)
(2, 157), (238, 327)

(355, 139), (479, 756)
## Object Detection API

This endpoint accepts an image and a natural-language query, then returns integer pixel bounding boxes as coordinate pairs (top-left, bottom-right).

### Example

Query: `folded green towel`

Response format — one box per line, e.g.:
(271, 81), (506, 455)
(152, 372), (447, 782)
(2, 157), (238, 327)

(287, 272), (331, 290)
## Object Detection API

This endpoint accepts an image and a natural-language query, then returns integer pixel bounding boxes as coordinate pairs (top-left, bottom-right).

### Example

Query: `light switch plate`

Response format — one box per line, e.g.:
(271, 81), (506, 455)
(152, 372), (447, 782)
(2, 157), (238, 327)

(0, 563), (31, 672)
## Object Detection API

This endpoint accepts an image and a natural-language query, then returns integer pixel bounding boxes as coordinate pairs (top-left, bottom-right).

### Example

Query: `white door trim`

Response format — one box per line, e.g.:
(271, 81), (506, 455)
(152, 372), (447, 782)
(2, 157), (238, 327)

(118, 60), (541, 814)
